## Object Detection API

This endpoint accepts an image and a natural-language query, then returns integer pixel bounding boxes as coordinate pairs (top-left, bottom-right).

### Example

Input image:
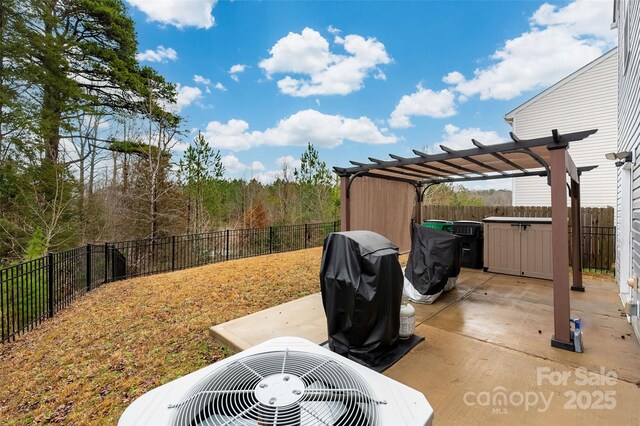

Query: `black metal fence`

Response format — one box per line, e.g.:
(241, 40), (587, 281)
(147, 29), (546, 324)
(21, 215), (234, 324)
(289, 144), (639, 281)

(0, 221), (339, 343)
(0, 221), (614, 343)
(569, 226), (616, 274)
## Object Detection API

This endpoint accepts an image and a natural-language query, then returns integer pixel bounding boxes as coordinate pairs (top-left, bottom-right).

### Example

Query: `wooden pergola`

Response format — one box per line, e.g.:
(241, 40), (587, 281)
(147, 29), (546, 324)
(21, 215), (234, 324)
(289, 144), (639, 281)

(334, 129), (598, 351)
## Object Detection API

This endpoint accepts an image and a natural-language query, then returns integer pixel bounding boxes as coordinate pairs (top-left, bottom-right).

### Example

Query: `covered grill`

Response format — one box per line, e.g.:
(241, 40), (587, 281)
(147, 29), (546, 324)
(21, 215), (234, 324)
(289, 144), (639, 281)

(319, 231), (403, 367)
(404, 224), (462, 304)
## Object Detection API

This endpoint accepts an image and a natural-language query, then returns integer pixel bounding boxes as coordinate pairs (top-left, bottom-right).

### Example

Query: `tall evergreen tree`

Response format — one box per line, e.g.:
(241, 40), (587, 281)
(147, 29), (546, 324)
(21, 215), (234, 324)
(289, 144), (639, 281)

(11, 0), (178, 163)
(295, 143), (334, 221)
(0, 0), (33, 162)
(178, 133), (224, 233)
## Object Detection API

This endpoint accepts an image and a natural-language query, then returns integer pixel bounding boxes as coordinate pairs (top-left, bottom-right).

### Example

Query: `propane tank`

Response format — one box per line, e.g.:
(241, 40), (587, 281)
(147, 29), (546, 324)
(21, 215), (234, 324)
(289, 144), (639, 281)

(399, 297), (416, 339)
(571, 317), (583, 353)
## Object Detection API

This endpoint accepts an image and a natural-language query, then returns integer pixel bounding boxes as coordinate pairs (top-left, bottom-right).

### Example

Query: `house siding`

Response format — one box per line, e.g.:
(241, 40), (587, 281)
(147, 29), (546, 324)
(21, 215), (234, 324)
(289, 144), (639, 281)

(509, 50), (618, 208)
(618, 0), (640, 339)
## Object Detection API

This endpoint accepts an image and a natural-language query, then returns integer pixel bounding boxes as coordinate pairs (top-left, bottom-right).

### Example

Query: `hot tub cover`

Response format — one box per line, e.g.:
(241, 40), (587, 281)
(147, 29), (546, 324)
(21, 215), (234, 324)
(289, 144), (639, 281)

(406, 224), (462, 296)
(319, 231), (403, 366)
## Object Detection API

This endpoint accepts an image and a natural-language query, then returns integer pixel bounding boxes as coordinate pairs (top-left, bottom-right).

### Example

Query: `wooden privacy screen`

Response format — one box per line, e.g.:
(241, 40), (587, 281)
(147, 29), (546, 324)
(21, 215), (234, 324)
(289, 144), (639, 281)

(423, 205), (614, 227)
(348, 176), (415, 252)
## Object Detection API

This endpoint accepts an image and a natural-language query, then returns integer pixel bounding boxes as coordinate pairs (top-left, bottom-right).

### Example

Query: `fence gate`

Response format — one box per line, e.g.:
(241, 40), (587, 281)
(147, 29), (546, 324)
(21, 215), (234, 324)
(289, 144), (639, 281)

(110, 246), (127, 281)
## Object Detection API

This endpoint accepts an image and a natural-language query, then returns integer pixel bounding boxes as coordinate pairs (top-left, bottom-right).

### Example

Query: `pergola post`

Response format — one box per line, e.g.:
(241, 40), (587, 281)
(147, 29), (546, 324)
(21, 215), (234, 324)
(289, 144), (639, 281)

(415, 186), (424, 226)
(571, 179), (584, 291)
(549, 147), (573, 350)
(340, 176), (350, 231)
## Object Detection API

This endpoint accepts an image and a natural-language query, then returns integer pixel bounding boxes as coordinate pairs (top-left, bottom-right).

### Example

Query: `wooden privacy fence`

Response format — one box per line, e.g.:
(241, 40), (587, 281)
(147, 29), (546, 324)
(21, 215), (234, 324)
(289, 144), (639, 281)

(423, 205), (615, 273)
(423, 205), (614, 227)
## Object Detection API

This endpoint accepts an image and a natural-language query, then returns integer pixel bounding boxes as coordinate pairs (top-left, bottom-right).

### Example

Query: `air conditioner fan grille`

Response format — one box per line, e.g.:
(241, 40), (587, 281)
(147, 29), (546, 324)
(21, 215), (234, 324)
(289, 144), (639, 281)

(169, 349), (382, 425)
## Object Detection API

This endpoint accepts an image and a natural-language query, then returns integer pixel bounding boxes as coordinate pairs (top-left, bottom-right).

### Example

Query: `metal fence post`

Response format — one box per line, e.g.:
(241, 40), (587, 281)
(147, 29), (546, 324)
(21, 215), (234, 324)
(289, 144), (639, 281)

(111, 244), (116, 280)
(304, 224), (308, 249)
(86, 244), (92, 293)
(47, 253), (54, 318)
(104, 242), (109, 284)
(333, 221), (337, 233)
(172, 235), (176, 271)
(226, 229), (230, 261)
(269, 226), (273, 254)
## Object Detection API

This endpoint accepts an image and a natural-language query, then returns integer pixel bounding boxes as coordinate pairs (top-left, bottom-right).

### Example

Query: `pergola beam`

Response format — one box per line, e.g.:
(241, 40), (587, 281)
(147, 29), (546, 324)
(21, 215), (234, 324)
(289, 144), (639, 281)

(438, 143), (497, 174)
(473, 138), (527, 173)
(565, 151), (579, 182)
(337, 129), (598, 353)
(435, 158), (486, 176)
(368, 158), (441, 179)
(335, 129), (597, 176)
(462, 155), (508, 175)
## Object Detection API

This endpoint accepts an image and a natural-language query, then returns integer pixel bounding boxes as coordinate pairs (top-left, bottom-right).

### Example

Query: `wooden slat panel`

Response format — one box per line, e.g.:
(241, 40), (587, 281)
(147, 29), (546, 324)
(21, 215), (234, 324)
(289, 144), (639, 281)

(422, 205), (614, 227)
(349, 176), (415, 252)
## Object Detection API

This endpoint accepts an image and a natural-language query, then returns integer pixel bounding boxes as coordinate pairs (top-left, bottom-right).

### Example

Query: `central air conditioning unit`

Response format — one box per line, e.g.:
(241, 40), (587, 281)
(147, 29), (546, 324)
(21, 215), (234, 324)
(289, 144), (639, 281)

(119, 337), (433, 425)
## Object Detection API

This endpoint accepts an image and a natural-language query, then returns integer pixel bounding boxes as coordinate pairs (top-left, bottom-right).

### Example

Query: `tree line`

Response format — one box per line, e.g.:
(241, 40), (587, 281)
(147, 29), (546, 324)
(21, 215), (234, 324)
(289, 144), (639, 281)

(0, 1), (338, 266)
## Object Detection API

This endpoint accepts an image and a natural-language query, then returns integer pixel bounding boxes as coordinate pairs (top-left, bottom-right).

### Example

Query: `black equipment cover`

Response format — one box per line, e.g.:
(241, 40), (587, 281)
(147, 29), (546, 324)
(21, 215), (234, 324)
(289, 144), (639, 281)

(319, 231), (403, 366)
(406, 224), (462, 295)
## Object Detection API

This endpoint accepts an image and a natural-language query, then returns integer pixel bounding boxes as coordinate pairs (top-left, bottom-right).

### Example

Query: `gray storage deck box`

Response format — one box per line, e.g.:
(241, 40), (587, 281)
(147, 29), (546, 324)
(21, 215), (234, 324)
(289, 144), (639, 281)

(482, 217), (553, 280)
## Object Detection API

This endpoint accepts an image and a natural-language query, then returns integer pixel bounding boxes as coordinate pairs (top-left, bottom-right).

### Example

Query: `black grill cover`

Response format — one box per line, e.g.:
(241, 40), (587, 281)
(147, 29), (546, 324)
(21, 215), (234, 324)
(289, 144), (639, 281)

(319, 231), (403, 366)
(406, 224), (462, 295)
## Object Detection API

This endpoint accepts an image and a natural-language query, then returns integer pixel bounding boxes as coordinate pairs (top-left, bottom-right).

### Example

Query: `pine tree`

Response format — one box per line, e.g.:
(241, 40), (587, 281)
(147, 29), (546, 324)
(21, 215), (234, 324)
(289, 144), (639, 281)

(10, 0), (178, 163)
(178, 133), (224, 233)
(294, 143), (334, 221)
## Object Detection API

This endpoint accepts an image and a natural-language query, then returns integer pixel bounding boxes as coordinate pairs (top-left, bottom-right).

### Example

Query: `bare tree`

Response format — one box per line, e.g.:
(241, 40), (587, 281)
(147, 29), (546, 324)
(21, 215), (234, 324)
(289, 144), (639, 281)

(0, 164), (76, 257)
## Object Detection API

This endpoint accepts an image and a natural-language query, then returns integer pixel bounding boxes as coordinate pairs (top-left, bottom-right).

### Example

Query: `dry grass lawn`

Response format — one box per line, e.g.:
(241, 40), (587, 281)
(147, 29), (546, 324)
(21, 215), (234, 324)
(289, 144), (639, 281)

(0, 248), (334, 425)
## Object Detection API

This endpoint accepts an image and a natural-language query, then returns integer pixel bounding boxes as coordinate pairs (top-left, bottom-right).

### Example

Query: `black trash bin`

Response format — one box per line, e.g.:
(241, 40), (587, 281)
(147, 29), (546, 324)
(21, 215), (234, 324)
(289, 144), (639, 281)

(453, 220), (484, 269)
(319, 231), (403, 367)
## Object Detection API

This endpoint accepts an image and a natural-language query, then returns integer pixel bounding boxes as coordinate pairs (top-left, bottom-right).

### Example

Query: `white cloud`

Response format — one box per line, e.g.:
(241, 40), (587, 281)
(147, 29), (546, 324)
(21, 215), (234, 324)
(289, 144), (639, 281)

(126, 0), (217, 29)
(221, 155), (245, 174)
(203, 109), (397, 151)
(194, 76), (226, 93)
(373, 69), (387, 80)
(136, 46), (177, 63)
(253, 171), (281, 184)
(254, 156), (303, 184)
(276, 155), (302, 171)
(531, 0), (614, 40)
(443, 0), (616, 101)
(193, 75), (211, 85)
(442, 71), (465, 85)
(327, 25), (341, 35)
(389, 86), (457, 128)
(221, 155), (266, 175)
(229, 64), (248, 82)
(163, 84), (202, 113)
(259, 27), (391, 97)
(251, 161), (266, 171)
(229, 64), (247, 73)
(436, 124), (504, 151)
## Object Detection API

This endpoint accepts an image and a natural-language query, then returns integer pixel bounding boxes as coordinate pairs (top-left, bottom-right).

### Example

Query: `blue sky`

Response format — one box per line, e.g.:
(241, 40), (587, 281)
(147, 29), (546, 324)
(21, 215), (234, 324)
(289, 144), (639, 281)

(125, 0), (616, 188)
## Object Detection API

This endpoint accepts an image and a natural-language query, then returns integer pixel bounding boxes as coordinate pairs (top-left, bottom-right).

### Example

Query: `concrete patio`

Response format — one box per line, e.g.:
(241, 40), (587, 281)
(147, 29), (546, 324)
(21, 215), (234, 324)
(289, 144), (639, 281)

(210, 270), (640, 424)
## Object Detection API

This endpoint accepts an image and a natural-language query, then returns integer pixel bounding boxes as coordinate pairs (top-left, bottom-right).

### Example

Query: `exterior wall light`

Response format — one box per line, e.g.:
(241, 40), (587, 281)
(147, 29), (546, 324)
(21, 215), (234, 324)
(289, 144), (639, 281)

(605, 151), (633, 167)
